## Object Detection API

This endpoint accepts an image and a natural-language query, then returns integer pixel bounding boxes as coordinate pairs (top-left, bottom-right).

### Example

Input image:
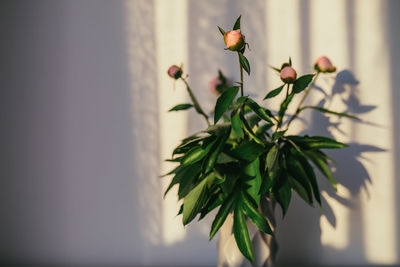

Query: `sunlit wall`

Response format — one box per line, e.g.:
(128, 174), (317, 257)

(0, 0), (398, 266)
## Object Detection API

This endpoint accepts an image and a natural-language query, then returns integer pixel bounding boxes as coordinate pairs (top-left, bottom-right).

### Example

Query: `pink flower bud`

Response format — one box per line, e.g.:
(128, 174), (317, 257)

(224, 30), (245, 51)
(167, 65), (182, 79)
(209, 76), (222, 95)
(280, 66), (297, 83)
(314, 56), (336, 73)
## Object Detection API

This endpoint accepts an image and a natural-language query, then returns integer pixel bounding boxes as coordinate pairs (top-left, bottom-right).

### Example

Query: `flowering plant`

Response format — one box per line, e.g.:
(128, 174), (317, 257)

(164, 16), (358, 263)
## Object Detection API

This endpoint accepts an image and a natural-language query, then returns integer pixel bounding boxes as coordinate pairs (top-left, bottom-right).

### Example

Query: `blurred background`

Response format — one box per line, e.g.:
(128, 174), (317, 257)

(0, 0), (399, 266)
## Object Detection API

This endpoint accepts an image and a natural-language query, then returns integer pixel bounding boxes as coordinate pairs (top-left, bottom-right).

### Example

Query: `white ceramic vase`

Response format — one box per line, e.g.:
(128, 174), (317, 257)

(217, 197), (278, 267)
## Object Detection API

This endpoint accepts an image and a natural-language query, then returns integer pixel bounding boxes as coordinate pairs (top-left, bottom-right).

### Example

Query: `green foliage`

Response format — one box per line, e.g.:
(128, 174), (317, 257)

(218, 26), (225, 36)
(293, 74), (315, 93)
(233, 15), (241, 30)
(214, 86), (240, 124)
(169, 103), (193, 112)
(264, 84), (284, 99)
(163, 16), (351, 263)
(239, 52), (251, 75)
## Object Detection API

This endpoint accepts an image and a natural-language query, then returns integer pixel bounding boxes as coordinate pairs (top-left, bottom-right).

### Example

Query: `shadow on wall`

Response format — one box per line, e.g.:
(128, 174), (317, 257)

(276, 69), (385, 265)
(386, 0), (400, 260)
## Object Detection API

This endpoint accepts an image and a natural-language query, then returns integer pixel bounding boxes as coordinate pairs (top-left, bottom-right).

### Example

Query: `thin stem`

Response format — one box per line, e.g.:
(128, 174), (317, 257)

(286, 72), (320, 129)
(274, 83), (290, 132)
(181, 77), (211, 126)
(238, 53), (244, 97)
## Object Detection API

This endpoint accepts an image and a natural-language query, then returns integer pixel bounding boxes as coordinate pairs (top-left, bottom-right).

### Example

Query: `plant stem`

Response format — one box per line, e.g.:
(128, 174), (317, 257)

(274, 83), (290, 133)
(181, 77), (211, 126)
(238, 53), (244, 97)
(286, 72), (320, 129)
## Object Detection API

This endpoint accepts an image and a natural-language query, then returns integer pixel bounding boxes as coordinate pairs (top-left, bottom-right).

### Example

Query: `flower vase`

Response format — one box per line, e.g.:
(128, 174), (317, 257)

(217, 197), (278, 267)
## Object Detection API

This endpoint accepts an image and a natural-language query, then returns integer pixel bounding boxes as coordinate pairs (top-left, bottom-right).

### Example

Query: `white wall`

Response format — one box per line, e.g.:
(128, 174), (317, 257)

(0, 0), (399, 266)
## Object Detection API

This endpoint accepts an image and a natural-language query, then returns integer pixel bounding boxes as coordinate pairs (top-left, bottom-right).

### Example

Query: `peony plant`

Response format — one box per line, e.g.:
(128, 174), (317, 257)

(164, 16), (358, 263)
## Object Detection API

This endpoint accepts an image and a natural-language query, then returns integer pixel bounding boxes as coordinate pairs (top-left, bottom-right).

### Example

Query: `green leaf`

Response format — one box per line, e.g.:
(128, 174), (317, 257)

(182, 173), (216, 225)
(275, 172), (292, 217)
(209, 193), (237, 240)
(241, 191), (273, 235)
(245, 99), (272, 123)
(304, 150), (337, 191)
(239, 112), (265, 146)
(204, 130), (230, 173)
(214, 86), (240, 124)
(231, 109), (244, 139)
(272, 130), (287, 141)
(178, 163), (203, 199)
(264, 84), (284, 100)
(233, 203), (254, 262)
(228, 141), (265, 162)
(217, 153), (238, 164)
(233, 15), (241, 30)
(243, 158), (262, 204)
(301, 106), (360, 120)
(269, 65), (281, 73)
(206, 122), (231, 136)
(298, 154), (321, 205)
(173, 135), (208, 155)
(199, 191), (224, 220)
(181, 140), (215, 167)
(288, 175), (313, 205)
(256, 123), (274, 136)
(239, 52), (250, 75)
(266, 145), (279, 171)
(286, 153), (313, 203)
(218, 26), (225, 36)
(260, 160), (278, 195)
(293, 74), (315, 93)
(164, 163), (201, 197)
(168, 103), (193, 112)
(289, 57), (292, 66)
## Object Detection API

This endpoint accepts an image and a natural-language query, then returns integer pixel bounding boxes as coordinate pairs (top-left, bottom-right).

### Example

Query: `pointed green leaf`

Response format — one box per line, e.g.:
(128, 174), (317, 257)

(228, 141), (265, 162)
(233, 15), (241, 30)
(241, 191), (273, 235)
(233, 204), (254, 262)
(293, 74), (315, 93)
(168, 103), (193, 112)
(275, 173), (292, 217)
(264, 84), (285, 100)
(182, 173), (216, 225)
(239, 112), (265, 146)
(286, 153), (313, 204)
(289, 175), (313, 205)
(243, 158), (262, 204)
(214, 86), (240, 124)
(164, 163), (201, 197)
(304, 150), (337, 191)
(204, 130), (230, 173)
(245, 99), (272, 123)
(272, 130), (287, 141)
(218, 26), (226, 36)
(178, 163), (203, 199)
(231, 109), (244, 138)
(209, 193), (237, 240)
(298, 154), (321, 205)
(266, 145), (279, 171)
(239, 52), (250, 75)
(181, 140), (215, 166)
